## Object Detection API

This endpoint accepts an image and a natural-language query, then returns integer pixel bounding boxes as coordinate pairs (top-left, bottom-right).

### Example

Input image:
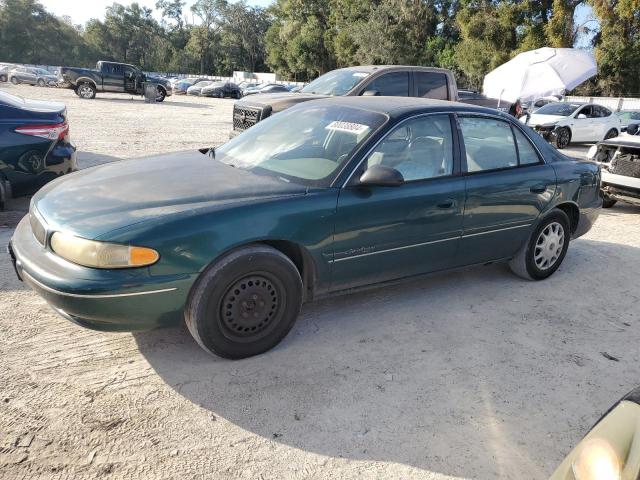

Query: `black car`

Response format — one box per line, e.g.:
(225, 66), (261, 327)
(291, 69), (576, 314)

(201, 81), (242, 99)
(242, 83), (291, 97)
(0, 91), (76, 209)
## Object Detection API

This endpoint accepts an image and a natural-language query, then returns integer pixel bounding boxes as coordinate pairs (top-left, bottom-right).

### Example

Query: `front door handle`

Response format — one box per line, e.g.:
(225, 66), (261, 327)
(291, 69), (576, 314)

(436, 199), (456, 209)
(530, 184), (547, 194)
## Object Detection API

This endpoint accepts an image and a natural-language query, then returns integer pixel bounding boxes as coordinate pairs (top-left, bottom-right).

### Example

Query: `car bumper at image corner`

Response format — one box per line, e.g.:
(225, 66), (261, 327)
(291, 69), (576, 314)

(9, 216), (196, 332)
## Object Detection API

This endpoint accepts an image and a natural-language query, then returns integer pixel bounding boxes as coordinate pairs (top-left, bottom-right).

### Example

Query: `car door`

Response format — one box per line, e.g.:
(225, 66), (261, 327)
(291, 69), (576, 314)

(456, 115), (556, 266)
(570, 105), (595, 142)
(102, 63), (125, 92)
(331, 113), (465, 291)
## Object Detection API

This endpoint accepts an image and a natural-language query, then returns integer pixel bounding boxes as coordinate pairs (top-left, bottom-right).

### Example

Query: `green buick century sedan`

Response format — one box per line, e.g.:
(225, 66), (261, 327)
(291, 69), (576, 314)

(9, 97), (602, 359)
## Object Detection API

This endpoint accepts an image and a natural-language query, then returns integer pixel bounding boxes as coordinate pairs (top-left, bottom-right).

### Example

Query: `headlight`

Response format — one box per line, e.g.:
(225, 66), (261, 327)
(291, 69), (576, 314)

(587, 145), (598, 160)
(572, 438), (621, 480)
(541, 122), (558, 128)
(50, 232), (159, 268)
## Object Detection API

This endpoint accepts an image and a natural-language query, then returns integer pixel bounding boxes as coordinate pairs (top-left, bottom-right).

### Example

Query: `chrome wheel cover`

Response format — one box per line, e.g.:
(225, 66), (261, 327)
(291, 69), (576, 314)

(79, 85), (93, 98)
(534, 222), (565, 270)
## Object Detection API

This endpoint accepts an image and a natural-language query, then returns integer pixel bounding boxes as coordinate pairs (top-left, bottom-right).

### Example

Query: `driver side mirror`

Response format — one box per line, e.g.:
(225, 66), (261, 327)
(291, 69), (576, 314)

(577, 113), (587, 119)
(362, 90), (380, 97)
(627, 123), (639, 136)
(359, 165), (404, 187)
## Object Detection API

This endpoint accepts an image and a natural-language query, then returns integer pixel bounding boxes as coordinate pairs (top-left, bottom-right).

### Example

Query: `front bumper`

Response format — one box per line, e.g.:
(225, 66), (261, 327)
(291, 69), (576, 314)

(602, 170), (640, 206)
(9, 216), (194, 331)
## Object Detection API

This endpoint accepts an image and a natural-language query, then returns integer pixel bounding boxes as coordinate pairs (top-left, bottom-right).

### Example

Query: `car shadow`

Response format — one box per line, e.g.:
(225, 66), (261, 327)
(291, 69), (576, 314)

(92, 97), (211, 109)
(133, 237), (640, 479)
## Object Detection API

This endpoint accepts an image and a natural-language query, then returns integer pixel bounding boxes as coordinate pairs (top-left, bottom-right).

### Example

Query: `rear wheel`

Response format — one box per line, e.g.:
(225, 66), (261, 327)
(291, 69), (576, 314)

(553, 127), (571, 149)
(185, 245), (303, 359)
(77, 82), (96, 99)
(509, 210), (571, 280)
(604, 128), (618, 140)
(0, 74), (7, 82)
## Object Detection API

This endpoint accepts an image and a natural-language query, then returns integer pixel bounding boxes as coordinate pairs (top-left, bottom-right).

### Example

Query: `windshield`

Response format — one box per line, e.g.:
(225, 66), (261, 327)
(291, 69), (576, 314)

(535, 103), (582, 116)
(216, 104), (387, 186)
(301, 70), (370, 96)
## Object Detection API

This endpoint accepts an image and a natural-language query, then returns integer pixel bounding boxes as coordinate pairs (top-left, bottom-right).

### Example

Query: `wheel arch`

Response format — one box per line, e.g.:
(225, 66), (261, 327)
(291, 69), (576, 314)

(553, 202), (580, 235)
(75, 77), (97, 88)
(194, 239), (318, 303)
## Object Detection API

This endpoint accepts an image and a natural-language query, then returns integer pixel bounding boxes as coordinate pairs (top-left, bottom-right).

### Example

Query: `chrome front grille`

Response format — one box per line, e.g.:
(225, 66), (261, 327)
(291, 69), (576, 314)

(233, 105), (261, 131)
(29, 209), (46, 246)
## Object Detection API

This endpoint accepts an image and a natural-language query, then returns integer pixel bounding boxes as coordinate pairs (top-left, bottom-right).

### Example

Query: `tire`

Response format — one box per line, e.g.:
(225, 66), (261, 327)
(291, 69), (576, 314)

(602, 196), (617, 208)
(234, 90), (241, 99)
(509, 210), (571, 281)
(0, 74), (7, 82)
(37, 79), (45, 87)
(185, 245), (303, 359)
(553, 127), (571, 149)
(10, 77), (18, 85)
(76, 82), (96, 99)
(156, 86), (166, 102)
(604, 128), (618, 140)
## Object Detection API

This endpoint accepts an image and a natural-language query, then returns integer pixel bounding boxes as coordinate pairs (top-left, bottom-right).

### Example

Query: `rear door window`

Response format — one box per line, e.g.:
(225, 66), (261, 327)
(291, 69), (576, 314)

(459, 117), (518, 172)
(415, 72), (448, 100)
(366, 72), (409, 97)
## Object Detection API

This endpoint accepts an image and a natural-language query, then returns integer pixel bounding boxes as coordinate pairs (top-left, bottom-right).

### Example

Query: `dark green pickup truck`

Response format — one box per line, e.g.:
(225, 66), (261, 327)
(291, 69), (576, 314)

(59, 61), (173, 101)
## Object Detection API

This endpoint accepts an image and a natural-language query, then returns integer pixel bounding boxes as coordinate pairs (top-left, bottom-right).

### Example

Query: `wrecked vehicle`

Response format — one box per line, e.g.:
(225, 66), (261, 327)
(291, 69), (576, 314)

(59, 61), (173, 101)
(588, 123), (640, 208)
(522, 102), (621, 149)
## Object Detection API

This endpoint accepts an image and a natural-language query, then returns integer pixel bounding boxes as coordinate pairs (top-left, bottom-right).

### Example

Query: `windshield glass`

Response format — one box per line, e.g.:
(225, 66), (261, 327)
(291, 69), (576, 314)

(216, 104), (387, 186)
(301, 70), (370, 96)
(535, 103), (582, 116)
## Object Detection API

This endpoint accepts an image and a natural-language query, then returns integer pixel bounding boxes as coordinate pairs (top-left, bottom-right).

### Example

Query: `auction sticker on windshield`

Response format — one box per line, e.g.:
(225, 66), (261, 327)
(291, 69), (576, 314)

(326, 121), (370, 135)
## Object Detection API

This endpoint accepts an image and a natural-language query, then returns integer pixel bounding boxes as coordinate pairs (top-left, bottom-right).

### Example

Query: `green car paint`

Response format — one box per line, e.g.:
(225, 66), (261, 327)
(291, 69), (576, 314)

(9, 97), (602, 332)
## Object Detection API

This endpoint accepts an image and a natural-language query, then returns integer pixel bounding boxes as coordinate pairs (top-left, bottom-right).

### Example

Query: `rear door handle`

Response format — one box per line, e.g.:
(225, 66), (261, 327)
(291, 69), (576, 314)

(436, 199), (456, 209)
(530, 184), (547, 194)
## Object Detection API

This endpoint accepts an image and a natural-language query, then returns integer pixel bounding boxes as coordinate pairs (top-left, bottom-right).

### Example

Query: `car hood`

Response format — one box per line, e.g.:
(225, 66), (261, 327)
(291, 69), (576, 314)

(600, 134), (640, 148)
(523, 113), (567, 127)
(32, 150), (307, 239)
(237, 92), (328, 113)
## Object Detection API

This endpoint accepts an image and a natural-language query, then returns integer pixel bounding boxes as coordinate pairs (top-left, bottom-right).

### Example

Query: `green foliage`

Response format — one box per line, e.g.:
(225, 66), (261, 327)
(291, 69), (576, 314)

(1, 0), (639, 96)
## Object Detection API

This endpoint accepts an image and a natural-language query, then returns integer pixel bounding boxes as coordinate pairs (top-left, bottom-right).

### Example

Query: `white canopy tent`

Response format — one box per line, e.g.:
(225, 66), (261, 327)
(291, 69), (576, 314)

(482, 47), (597, 104)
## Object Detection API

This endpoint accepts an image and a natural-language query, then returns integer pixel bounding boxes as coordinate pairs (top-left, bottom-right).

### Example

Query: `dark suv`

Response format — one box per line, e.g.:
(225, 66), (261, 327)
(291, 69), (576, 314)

(231, 65), (459, 137)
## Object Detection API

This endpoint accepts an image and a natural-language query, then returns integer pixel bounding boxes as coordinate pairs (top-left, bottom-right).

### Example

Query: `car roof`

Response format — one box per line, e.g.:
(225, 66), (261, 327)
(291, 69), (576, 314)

(298, 96), (506, 119)
(334, 65), (452, 75)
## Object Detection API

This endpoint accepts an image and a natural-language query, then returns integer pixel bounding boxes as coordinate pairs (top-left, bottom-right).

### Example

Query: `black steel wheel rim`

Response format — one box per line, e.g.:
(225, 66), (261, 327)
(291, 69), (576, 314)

(219, 273), (284, 342)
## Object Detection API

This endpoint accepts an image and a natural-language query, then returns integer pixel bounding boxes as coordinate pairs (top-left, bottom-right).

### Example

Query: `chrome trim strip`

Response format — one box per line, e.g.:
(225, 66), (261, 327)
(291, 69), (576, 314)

(21, 271), (177, 299)
(331, 236), (458, 263)
(331, 223), (532, 262)
(461, 223), (531, 238)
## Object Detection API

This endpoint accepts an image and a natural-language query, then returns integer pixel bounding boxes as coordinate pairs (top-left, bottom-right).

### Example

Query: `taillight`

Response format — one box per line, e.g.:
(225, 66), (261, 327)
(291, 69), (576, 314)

(15, 122), (69, 141)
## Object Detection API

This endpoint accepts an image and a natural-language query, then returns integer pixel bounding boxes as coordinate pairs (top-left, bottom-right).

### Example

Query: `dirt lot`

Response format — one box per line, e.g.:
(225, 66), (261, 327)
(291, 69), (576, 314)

(1, 83), (639, 480)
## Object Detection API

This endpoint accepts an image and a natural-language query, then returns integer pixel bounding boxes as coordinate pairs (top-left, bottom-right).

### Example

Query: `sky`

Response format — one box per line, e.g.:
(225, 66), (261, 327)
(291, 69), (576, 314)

(39, 0), (273, 26)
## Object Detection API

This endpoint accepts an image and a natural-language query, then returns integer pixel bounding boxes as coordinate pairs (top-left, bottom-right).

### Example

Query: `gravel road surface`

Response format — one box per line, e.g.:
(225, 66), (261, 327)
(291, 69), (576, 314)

(1, 83), (639, 480)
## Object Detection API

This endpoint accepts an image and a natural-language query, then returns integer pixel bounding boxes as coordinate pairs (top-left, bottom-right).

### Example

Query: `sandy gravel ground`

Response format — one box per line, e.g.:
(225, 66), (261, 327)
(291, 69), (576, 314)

(1, 83), (639, 480)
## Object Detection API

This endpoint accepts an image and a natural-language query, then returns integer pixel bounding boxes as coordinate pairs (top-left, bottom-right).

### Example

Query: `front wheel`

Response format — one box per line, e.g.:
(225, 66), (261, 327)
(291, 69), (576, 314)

(234, 90), (241, 99)
(0, 74), (7, 82)
(553, 127), (571, 149)
(37, 79), (45, 87)
(10, 77), (18, 85)
(185, 245), (303, 359)
(509, 210), (571, 280)
(602, 196), (617, 208)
